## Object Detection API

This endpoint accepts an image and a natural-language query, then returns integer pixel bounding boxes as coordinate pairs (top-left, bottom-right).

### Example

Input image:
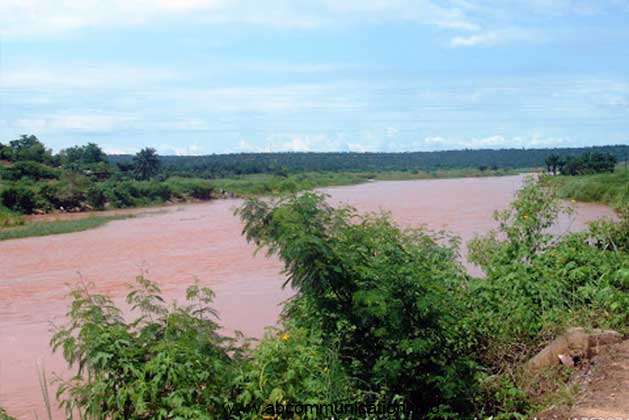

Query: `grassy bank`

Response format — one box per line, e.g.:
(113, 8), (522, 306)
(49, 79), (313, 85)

(1, 168), (529, 240)
(0, 214), (134, 241)
(212, 167), (530, 197)
(549, 167), (628, 208)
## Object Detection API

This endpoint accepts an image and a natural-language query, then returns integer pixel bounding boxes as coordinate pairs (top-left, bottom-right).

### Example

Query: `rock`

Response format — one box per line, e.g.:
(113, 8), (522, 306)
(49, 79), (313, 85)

(527, 328), (623, 372)
(558, 354), (574, 367)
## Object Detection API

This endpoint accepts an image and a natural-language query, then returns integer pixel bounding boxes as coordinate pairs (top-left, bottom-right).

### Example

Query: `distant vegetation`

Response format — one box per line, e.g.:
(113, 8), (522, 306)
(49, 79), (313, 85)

(550, 167), (628, 208)
(0, 214), (135, 241)
(0, 135), (215, 216)
(1, 134), (626, 236)
(542, 150), (628, 209)
(109, 144), (629, 178)
(544, 151), (618, 176)
(41, 177), (628, 419)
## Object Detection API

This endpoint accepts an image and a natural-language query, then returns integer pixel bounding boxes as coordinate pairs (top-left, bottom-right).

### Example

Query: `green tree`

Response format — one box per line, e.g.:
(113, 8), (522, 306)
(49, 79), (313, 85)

(8, 135), (52, 163)
(544, 153), (561, 175)
(60, 142), (107, 166)
(133, 147), (160, 180)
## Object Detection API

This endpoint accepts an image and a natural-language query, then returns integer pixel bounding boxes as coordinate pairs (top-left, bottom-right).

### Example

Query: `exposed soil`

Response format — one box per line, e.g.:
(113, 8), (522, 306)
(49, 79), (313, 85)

(539, 340), (629, 419)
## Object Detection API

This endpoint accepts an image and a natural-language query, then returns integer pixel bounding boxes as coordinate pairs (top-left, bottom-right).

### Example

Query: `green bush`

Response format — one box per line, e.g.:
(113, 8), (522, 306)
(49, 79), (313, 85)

(0, 186), (37, 213)
(52, 277), (242, 419)
(165, 177), (214, 199)
(0, 161), (60, 181)
(466, 176), (629, 414)
(39, 182), (86, 210)
(233, 325), (353, 419)
(0, 206), (25, 228)
(238, 193), (478, 417)
(86, 185), (107, 209)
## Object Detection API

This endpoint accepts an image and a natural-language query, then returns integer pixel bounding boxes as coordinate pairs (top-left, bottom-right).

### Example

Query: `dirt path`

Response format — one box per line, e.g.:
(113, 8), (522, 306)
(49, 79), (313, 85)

(543, 340), (629, 419)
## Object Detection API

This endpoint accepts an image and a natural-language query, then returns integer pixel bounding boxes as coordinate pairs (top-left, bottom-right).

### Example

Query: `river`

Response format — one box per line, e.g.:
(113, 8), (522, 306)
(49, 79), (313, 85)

(0, 175), (615, 418)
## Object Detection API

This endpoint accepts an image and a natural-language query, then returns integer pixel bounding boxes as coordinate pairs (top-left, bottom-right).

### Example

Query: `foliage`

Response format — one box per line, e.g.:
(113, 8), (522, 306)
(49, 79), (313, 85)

(133, 147), (161, 180)
(51, 277), (243, 420)
(39, 173), (91, 211)
(0, 214), (134, 241)
(3, 135), (54, 163)
(232, 325), (353, 419)
(549, 167), (629, 208)
(0, 185), (37, 213)
(59, 143), (107, 167)
(0, 206), (25, 228)
(109, 145), (629, 179)
(544, 154), (561, 175)
(237, 193), (477, 417)
(560, 152), (617, 176)
(466, 177), (629, 414)
(0, 160), (60, 181)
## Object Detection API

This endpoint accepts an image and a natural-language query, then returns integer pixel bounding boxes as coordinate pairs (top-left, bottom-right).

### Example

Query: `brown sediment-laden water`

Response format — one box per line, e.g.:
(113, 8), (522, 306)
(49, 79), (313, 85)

(0, 175), (615, 418)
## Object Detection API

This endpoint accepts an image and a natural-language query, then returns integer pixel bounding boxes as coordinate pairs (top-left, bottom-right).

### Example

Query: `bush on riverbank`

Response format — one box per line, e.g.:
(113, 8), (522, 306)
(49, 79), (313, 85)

(549, 167), (628, 208)
(47, 177), (629, 418)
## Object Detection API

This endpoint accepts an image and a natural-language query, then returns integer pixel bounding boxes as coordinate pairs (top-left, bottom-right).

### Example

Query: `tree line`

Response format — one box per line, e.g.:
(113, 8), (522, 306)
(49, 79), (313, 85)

(0, 135), (212, 215)
(109, 144), (629, 178)
(544, 151), (618, 175)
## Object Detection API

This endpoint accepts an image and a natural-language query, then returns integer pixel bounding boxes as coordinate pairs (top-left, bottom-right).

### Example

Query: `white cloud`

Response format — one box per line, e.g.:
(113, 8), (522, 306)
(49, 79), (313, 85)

(2, 65), (177, 89)
(450, 28), (545, 47)
(0, 0), (479, 38)
(413, 134), (568, 151)
(11, 114), (134, 132)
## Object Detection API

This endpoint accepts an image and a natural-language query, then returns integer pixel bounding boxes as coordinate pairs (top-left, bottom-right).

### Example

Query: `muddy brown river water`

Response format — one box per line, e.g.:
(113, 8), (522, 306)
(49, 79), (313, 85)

(0, 175), (615, 418)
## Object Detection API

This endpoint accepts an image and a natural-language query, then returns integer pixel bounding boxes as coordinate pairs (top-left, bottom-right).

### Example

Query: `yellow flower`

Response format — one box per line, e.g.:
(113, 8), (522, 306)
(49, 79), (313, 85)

(323, 367), (329, 374)
(280, 333), (289, 341)
(523, 214), (529, 220)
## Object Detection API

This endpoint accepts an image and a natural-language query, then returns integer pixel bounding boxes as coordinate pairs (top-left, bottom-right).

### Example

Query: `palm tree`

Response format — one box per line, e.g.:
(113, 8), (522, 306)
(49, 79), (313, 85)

(133, 147), (160, 180)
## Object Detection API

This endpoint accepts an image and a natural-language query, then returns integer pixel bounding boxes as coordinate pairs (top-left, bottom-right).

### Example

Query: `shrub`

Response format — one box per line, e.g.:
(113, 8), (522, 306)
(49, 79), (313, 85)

(233, 325), (353, 419)
(52, 277), (242, 419)
(466, 176), (629, 415)
(39, 182), (86, 210)
(86, 185), (107, 209)
(0, 206), (25, 228)
(165, 177), (214, 200)
(102, 181), (137, 208)
(238, 193), (478, 417)
(0, 186), (37, 213)
(0, 161), (59, 181)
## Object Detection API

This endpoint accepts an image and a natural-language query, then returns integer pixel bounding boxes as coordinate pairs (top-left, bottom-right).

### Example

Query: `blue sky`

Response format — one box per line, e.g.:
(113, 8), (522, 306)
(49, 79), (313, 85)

(1, 0), (628, 154)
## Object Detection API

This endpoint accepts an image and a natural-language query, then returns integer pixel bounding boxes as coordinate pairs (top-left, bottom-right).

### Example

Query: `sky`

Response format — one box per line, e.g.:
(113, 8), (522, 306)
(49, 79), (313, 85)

(1, 0), (629, 155)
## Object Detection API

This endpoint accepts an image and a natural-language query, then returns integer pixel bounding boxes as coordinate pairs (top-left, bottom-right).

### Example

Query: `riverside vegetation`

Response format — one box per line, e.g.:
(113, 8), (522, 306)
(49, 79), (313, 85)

(1, 176), (625, 419)
(1, 135), (627, 240)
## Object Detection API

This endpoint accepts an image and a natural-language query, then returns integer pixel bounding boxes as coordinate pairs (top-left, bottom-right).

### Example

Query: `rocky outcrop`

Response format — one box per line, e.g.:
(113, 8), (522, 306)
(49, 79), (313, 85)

(527, 327), (623, 372)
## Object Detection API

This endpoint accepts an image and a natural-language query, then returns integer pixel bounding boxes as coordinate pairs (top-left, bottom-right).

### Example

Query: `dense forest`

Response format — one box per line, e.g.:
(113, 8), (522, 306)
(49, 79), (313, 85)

(110, 145), (629, 178)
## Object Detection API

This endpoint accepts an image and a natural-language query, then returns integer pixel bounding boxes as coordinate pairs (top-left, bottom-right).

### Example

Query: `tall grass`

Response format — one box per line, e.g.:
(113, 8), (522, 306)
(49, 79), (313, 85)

(550, 167), (629, 208)
(210, 168), (529, 197)
(0, 214), (134, 241)
(36, 364), (53, 420)
(0, 206), (24, 228)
